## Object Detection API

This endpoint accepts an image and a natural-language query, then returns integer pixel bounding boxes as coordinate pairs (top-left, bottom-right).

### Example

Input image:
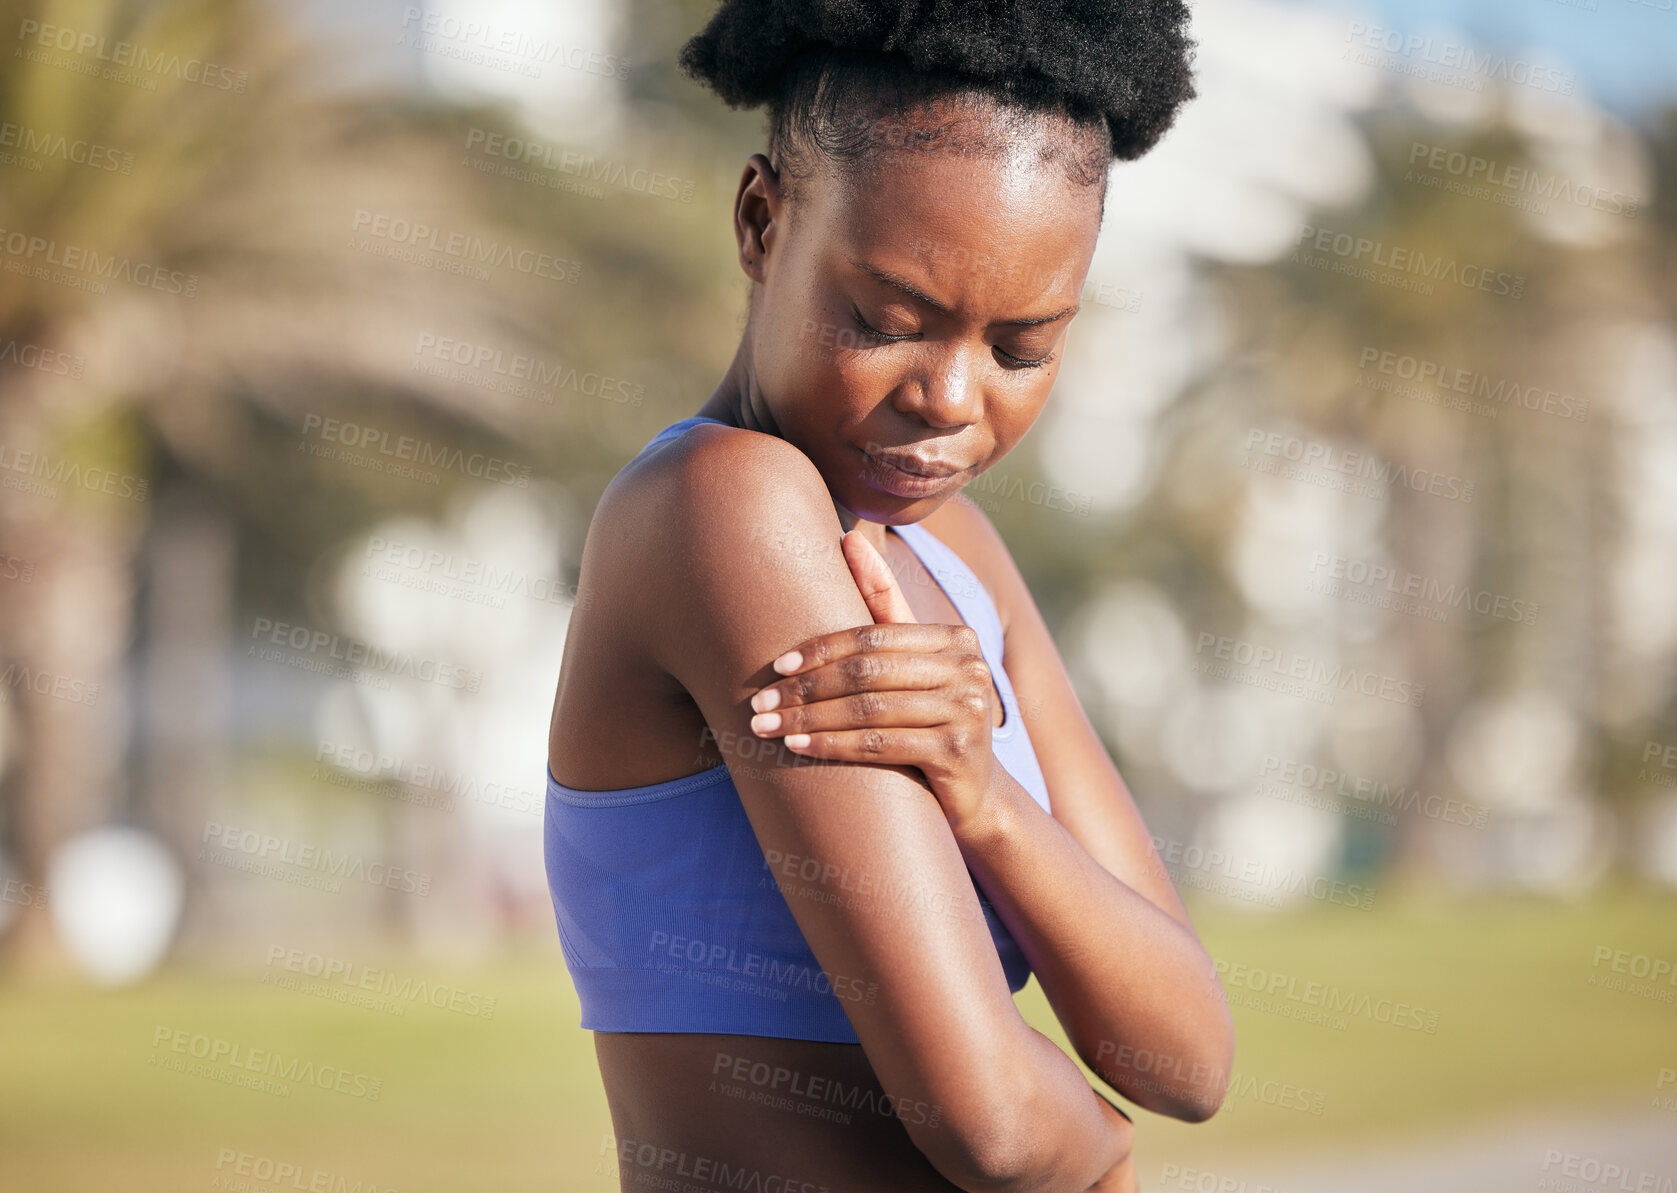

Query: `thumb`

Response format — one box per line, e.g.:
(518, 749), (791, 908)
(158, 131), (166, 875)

(842, 528), (918, 625)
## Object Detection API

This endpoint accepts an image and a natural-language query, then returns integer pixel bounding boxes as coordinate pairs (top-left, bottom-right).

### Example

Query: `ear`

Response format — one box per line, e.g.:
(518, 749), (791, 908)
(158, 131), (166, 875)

(734, 153), (783, 285)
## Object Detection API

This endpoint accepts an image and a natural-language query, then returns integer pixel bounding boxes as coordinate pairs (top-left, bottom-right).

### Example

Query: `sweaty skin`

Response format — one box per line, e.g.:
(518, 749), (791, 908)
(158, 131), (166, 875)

(549, 105), (1224, 1192)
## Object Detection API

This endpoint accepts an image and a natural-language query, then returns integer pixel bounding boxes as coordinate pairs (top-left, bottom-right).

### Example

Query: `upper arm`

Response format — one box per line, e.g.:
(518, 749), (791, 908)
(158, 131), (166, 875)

(628, 428), (1040, 1181)
(931, 496), (1192, 932)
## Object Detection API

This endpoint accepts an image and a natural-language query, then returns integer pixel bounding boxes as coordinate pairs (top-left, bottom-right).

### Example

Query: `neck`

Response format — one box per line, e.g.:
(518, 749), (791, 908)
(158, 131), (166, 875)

(696, 335), (892, 557)
(696, 336), (779, 435)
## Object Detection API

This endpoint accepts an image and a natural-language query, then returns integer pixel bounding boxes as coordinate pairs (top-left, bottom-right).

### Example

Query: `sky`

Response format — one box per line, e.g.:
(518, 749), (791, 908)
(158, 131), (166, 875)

(1289, 0), (1677, 119)
(291, 1), (1677, 126)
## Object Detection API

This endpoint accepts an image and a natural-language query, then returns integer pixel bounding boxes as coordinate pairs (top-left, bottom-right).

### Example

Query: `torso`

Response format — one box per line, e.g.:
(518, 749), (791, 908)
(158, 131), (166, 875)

(547, 428), (1007, 1191)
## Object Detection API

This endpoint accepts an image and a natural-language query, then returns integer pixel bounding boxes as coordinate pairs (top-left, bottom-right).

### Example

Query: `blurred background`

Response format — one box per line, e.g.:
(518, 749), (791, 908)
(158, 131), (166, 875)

(1, 0), (1675, 1189)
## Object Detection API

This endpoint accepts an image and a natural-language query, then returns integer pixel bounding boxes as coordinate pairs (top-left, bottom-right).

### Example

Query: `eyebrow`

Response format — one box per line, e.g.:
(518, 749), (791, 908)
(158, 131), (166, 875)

(850, 260), (1079, 327)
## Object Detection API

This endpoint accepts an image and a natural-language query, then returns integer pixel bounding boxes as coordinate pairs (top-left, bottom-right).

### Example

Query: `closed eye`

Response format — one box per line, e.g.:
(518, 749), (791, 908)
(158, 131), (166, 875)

(995, 346), (1055, 370)
(851, 305), (917, 344)
(853, 303), (1056, 369)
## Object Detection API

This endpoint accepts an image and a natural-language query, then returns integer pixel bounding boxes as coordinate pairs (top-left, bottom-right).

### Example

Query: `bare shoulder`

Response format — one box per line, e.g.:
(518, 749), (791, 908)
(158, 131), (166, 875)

(612, 422), (828, 521)
(596, 422), (852, 670)
(596, 422), (836, 562)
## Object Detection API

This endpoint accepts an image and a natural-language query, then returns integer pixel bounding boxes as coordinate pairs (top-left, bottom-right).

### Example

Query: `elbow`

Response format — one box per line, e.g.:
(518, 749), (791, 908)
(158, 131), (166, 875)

(1167, 1030), (1236, 1123)
(1115, 1063), (1228, 1124)
(1158, 1016), (1238, 1124)
(924, 1081), (1108, 1193)
(1157, 1083), (1226, 1124)
(918, 1080), (1059, 1193)
(921, 1101), (1039, 1193)
(1088, 1010), (1237, 1125)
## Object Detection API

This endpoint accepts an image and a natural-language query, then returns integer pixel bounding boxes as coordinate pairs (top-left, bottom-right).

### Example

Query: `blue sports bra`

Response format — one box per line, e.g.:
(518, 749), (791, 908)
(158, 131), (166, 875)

(543, 416), (1053, 1042)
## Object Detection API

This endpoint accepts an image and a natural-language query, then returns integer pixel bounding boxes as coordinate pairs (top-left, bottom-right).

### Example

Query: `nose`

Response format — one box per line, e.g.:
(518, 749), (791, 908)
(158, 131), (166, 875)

(894, 339), (982, 430)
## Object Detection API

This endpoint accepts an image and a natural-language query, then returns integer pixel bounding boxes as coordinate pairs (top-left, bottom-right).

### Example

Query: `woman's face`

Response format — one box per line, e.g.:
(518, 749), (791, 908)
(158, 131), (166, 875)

(737, 125), (1106, 524)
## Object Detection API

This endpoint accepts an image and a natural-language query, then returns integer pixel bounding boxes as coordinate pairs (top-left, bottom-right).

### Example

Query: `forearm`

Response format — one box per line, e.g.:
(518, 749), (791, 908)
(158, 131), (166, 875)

(953, 766), (1235, 1119)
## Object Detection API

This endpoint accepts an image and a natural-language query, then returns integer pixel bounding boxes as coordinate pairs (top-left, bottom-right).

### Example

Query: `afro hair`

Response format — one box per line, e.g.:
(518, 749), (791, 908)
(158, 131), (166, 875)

(679, 0), (1198, 166)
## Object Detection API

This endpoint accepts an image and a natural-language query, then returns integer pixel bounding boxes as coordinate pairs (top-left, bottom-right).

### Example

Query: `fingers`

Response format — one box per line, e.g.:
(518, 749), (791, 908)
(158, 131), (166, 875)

(763, 725), (953, 768)
(841, 529), (919, 626)
(754, 651), (946, 715)
(770, 622), (977, 678)
(750, 689), (951, 740)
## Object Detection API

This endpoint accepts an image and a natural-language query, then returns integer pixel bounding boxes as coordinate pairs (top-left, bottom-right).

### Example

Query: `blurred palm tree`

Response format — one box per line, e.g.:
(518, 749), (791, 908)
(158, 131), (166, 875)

(0, 0), (733, 971)
(1076, 93), (1677, 886)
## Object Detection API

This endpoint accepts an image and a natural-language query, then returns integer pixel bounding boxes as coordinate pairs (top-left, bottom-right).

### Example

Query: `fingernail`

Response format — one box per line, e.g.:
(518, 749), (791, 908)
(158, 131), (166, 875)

(773, 651), (802, 674)
(784, 734), (810, 749)
(751, 712), (781, 734)
(751, 688), (780, 712)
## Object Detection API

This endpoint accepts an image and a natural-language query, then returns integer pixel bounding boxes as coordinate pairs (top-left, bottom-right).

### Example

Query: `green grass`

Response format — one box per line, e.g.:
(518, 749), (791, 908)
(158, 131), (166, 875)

(2, 885), (1673, 1191)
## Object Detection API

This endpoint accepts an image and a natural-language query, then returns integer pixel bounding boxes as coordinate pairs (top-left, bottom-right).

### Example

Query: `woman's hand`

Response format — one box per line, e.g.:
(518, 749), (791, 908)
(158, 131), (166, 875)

(748, 527), (998, 833)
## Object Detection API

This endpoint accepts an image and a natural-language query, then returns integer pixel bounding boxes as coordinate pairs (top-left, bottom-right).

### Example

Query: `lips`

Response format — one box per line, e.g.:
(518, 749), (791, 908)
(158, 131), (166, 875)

(859, 446), (971, 499)
(868, 450), (968, 479)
